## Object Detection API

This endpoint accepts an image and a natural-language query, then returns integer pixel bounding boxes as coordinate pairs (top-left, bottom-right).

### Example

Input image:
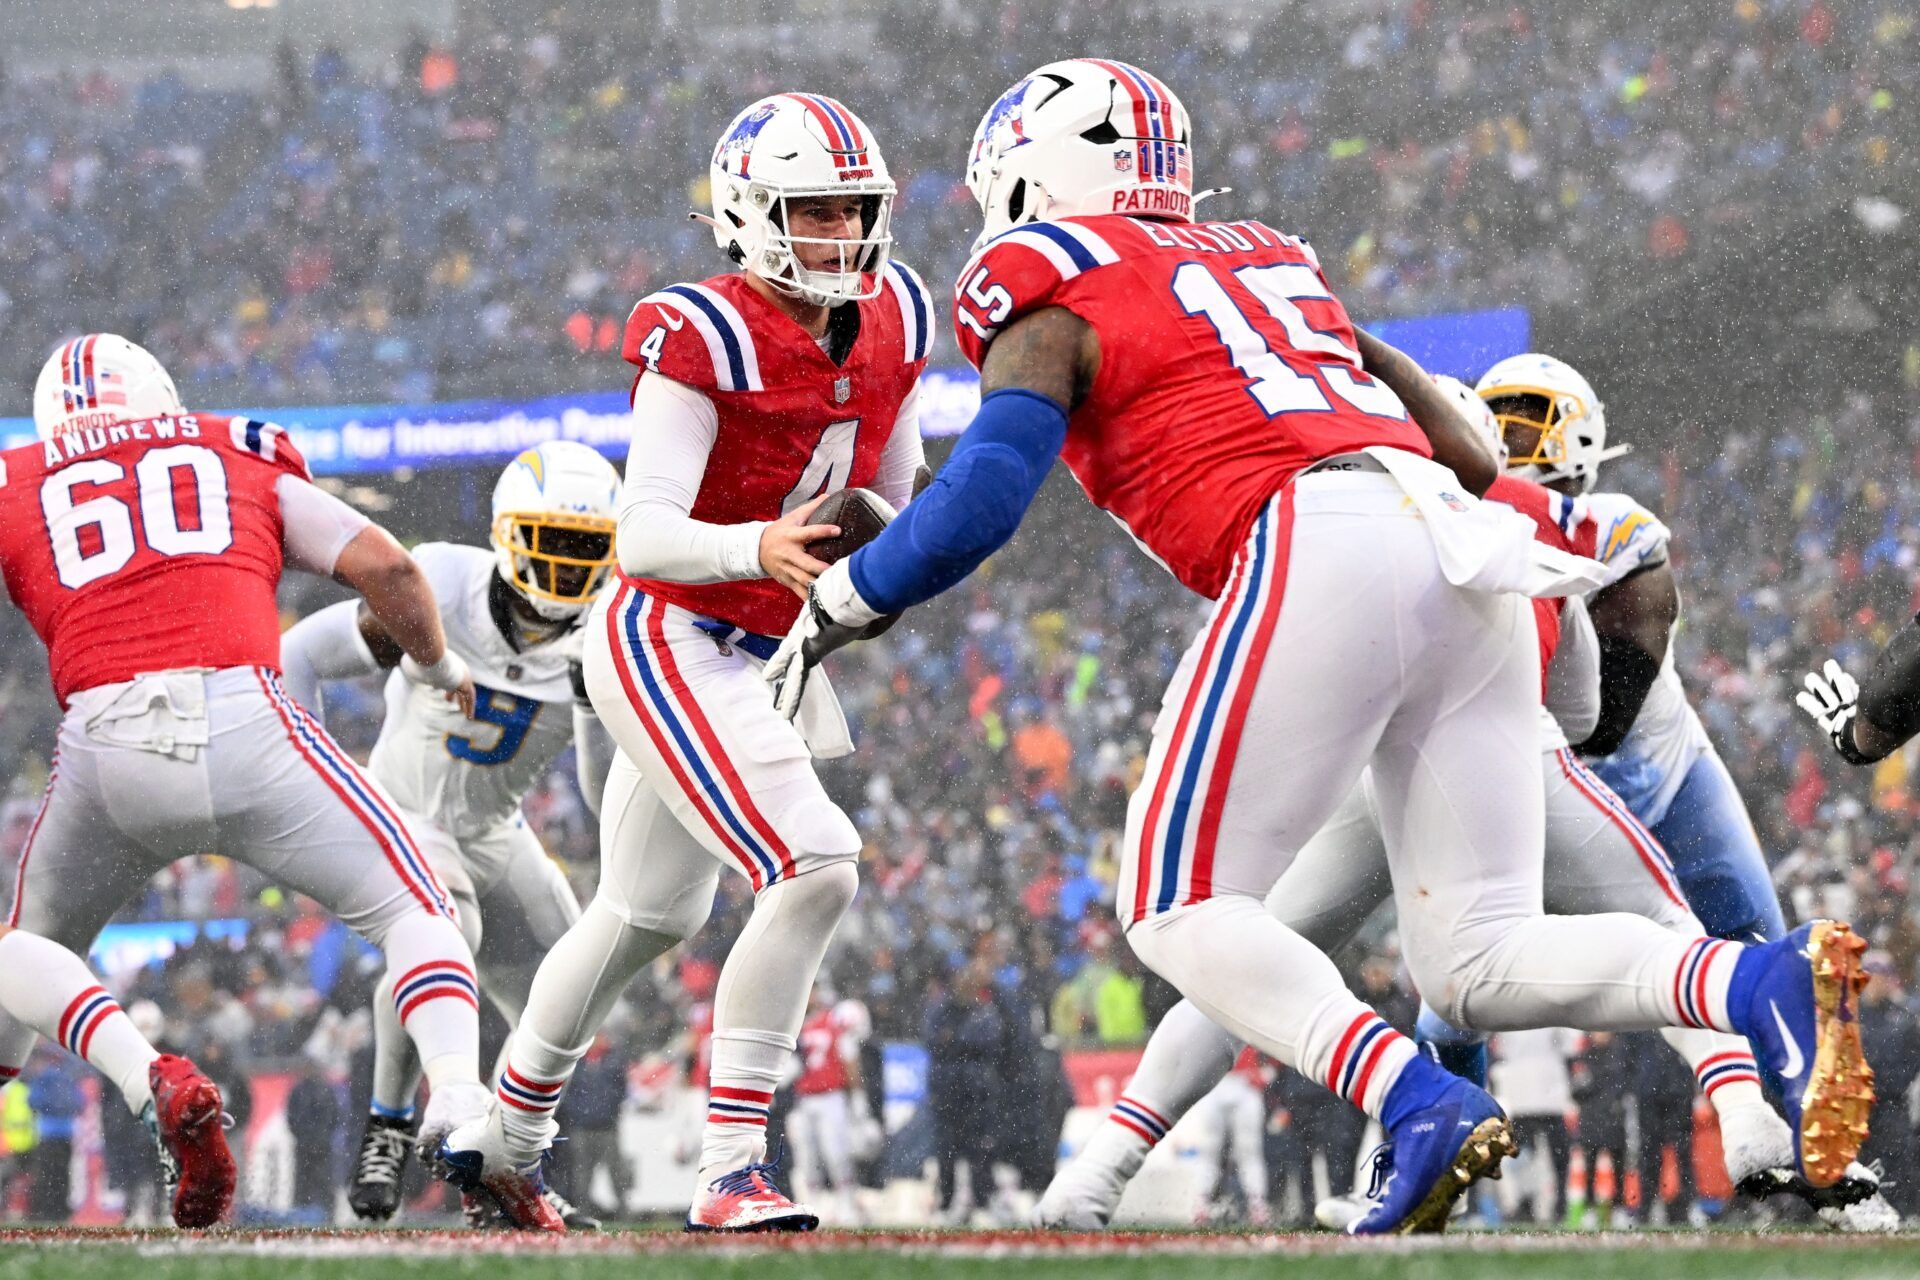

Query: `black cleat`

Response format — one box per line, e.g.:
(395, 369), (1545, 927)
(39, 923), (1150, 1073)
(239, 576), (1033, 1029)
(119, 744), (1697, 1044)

(349, 1112), (418, 1222)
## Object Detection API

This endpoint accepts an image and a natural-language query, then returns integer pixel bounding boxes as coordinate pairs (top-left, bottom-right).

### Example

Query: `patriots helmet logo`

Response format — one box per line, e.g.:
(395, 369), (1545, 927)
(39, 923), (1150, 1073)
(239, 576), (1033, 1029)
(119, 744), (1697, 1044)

(715, 101), (779, 177)
(971, 78), (1034, 166)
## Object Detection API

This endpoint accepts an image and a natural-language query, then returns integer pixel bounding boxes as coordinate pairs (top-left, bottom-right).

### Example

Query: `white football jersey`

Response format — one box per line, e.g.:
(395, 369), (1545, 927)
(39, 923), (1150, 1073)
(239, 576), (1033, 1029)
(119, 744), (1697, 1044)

(368, 542), (584, 840)
(1573, 491), (1711, 821)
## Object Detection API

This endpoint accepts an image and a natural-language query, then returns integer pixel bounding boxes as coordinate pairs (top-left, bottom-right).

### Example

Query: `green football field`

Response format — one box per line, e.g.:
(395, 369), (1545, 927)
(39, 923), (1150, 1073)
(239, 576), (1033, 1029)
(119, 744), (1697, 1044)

(3, 1229), (1920, 1280)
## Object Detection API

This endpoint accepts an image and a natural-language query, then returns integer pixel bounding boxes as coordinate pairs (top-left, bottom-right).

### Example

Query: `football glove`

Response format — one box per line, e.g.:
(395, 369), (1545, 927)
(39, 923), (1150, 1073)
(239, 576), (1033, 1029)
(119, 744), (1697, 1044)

(1797, 659), (1876, 766)
(764, 561), (885, 722)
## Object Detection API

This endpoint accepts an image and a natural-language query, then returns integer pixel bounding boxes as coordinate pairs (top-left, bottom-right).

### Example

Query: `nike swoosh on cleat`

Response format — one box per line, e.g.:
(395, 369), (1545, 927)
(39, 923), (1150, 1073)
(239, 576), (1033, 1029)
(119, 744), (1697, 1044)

(1771, 999), (1806, 1079)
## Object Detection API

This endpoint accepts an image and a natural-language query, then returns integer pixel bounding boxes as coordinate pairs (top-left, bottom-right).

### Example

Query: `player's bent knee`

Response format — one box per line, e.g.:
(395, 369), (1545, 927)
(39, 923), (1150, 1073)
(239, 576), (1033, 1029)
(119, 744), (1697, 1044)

(766, 793), (862, 871)
(598, 880), (716, 943)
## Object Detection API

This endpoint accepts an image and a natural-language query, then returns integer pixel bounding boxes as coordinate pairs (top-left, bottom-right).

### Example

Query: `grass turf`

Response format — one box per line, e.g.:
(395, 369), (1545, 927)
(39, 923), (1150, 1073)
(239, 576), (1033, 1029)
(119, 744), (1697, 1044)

(2, 1230), (1920, 1280)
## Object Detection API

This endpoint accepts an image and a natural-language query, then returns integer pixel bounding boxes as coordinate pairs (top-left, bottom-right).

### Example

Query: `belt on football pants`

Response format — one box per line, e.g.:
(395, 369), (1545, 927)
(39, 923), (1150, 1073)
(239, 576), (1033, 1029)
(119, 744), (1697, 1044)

(690, 617), (783, 661)
(1299, 451), (1388, 477)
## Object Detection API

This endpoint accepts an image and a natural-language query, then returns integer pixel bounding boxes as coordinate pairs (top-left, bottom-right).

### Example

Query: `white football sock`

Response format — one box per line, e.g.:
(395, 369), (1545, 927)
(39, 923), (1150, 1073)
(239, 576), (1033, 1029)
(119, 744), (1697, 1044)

(381, 915), (482, 1090)
(0, 931), (158, 1115)
(498, 897), (681, 1156)
(699, 863), (857, 1177)
(1126, 897), (1417, 1120)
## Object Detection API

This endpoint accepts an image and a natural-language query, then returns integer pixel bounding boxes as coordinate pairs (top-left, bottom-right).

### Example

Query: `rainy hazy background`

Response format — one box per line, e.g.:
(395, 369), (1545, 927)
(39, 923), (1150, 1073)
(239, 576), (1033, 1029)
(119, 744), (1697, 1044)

(1, 0), (1919, 1229)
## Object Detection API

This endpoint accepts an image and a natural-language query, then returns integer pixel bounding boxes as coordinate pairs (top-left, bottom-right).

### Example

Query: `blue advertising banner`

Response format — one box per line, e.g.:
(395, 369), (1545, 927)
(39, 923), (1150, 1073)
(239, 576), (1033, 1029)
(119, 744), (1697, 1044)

(0, 308), (1526, 470)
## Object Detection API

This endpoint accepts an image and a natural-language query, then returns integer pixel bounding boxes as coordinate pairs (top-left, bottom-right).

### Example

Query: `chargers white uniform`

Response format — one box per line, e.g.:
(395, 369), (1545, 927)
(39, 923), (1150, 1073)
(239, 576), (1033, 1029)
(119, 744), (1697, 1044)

(289, 542), (586, 985)
(1567, 492), (1785, 942)
(371, 542), (585, 928)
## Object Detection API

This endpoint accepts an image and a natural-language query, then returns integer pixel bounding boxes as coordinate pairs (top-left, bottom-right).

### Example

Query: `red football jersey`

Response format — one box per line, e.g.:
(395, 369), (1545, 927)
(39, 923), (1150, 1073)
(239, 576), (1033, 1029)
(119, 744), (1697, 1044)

(795, 1005), (856, 1096)
(952, 216), (1431, 599)
(1486, 473), (1577, 687)
(619, 265), (933, 636)
(0, 413), (309, 707)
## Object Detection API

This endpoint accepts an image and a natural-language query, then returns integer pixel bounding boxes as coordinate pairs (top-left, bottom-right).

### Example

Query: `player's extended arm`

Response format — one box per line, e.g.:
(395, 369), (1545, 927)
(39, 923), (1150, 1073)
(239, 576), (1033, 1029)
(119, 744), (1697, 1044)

(569, 663), (615, 818)
(279, 599), (398, 717)
(333, 527), (475, 718)
(762, 307), (1097, 719)
(1352, 328), (1497, 496)
(1576, 561), (1678, 756)
(1797, 621), (1920, 765)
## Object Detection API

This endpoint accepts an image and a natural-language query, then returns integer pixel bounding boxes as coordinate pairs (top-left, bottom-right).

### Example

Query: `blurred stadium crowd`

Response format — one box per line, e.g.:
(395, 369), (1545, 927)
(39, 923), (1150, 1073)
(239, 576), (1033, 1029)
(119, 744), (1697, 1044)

(2, 0), (1920, 1231)
(0, 0), (1913, 404)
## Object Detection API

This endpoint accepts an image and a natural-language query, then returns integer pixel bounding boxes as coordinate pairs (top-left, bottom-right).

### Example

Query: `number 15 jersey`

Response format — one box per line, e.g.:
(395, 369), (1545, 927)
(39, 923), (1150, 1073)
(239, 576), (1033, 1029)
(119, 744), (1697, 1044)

(0, 414), (310, 707)
(952, 216), (1432, 600)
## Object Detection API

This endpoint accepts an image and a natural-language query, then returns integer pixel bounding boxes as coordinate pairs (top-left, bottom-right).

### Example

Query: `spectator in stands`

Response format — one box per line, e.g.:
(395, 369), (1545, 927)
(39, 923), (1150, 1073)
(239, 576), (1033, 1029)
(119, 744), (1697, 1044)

(557, 1031), (635, 1221)
(284, 1054), (343, 1221)
(24, 1053), (80, 1221)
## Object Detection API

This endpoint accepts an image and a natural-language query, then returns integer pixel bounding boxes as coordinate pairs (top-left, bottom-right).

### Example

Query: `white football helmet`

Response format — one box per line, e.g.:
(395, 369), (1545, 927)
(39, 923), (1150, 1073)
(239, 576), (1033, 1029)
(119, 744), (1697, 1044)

(708, 94), (894, 306)
(1475, 353), (1627, 494)
(490, 441), (620, 621)
(1434, 374), (1506, 465)
(33, 334), (184, 441)
(967, 59), (1193, 246)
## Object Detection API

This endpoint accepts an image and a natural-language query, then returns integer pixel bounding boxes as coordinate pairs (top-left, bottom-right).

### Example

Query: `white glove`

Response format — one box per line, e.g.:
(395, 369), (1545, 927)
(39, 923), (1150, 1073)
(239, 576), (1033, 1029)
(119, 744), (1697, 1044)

(402, 648), (476, 718)
(764, 561), (884, 722)
(402, 648), (470, 692)
(1796, 659), (1870, 764)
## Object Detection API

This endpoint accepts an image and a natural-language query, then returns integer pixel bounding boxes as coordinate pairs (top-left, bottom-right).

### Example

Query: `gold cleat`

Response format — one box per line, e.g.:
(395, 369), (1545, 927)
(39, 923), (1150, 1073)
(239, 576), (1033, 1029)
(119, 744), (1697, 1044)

(1799, 921), (1875, 1188)
(1395, 1117), (1517, 1235)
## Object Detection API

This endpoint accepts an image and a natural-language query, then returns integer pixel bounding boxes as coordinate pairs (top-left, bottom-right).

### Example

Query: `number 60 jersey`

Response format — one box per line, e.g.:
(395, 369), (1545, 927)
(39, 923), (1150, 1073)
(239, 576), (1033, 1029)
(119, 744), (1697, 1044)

(953, 215), (1433, 600)
(0, 414), (314, 707)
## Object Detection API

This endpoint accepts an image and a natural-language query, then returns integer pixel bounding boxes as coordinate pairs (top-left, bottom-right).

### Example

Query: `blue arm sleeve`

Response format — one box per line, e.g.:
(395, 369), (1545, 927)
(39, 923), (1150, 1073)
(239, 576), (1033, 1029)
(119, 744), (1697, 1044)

(847, 388), (1069, 614)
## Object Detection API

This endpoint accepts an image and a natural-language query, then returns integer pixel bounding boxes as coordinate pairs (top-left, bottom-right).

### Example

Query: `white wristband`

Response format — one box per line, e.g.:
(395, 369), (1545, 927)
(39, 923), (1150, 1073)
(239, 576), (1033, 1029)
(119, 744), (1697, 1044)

(814, 560), (883, 628)
(401, 650), (470, 692)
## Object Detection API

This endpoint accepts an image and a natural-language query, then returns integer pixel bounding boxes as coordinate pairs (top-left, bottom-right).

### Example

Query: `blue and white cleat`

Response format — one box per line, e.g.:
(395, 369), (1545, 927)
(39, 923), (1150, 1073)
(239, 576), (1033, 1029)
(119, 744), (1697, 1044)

(1731, 920), (1874, 1188)
(1345, 1079), (1515, 1235)
(433, 1105), (566, 1233)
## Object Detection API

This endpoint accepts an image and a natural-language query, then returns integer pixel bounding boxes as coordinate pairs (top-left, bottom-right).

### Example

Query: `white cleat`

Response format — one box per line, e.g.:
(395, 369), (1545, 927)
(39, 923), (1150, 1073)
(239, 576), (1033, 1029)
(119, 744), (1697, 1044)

(416, 1079), (493, 1163)
(685, 1160), (818, 1232)
(1032, 1161), (1126, 1230)
(433, 1104), (565, 1233)
(1313, 1191), (1369, 1232)
(1817, 1163), (1903, 1233)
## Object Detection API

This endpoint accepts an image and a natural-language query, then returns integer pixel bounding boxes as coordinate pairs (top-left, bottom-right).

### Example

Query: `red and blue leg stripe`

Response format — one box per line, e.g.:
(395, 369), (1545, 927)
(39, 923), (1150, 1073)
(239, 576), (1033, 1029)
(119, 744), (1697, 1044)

(57, 985), (120, 1060)
(496, 1064), (566, 1114)
(393, 959), (478, 1024)
(609, 585), (794, 890)
(1109, 1095), (1171, 1146)
(708, 1085), (773, 1128)
(256, 669), (452, 917)
(1696, 1049), (1761, 1100)
(1674, 937), (1733, 1029)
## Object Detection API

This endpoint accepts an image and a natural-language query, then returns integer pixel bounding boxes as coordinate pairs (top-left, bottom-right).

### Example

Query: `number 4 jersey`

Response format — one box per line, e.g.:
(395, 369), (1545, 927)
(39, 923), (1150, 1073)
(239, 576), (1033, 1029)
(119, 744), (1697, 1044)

(0, 414), (313, 706)
(619, 265), (932, 636)
(952, 216), (1432, 599)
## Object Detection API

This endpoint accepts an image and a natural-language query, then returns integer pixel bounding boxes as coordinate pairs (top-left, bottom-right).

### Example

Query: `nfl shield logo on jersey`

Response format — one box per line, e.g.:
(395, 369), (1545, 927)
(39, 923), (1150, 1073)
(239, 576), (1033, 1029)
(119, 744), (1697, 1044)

(833, 376), (851, 404)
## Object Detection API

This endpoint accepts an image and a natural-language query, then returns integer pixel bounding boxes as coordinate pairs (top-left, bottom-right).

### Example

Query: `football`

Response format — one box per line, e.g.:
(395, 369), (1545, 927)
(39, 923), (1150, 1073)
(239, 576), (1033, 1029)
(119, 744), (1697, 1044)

(806, 486), (897, 564)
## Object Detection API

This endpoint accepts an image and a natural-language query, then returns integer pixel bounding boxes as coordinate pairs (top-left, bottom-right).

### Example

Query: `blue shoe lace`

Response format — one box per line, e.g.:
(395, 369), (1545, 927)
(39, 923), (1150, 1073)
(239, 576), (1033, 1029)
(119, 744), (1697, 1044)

(710, 1160), (788, 1199)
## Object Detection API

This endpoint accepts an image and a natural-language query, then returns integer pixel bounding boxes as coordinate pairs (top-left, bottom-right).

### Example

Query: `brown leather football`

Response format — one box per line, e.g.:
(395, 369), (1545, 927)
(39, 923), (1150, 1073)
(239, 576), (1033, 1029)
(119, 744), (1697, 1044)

(806, 487), (896, 565)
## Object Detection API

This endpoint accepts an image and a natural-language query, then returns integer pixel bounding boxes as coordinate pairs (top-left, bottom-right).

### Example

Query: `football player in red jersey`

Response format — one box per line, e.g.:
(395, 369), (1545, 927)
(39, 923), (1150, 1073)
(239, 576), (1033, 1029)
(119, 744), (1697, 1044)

(0, 334), (562, 1228)
(1037, 382), (1888, 1231)
(788, 986), (873, 1224)
(443, 94), (932, 1232)
(766, 60), (1875, 1229)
